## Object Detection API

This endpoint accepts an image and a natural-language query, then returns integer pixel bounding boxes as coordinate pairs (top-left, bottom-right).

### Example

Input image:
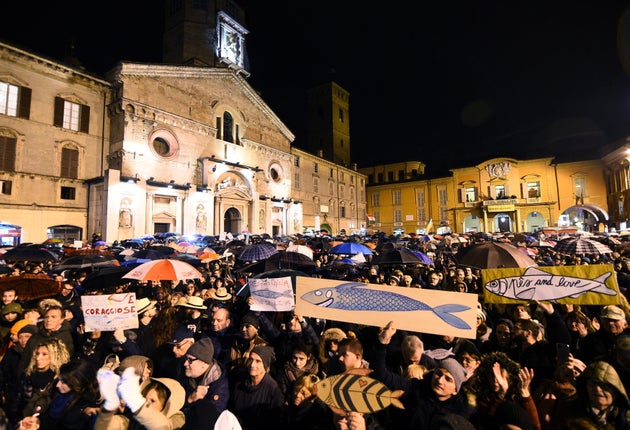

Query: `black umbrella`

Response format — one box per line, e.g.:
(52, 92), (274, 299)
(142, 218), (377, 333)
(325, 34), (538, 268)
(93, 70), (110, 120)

(264, 251), (317, 273)
(55, 253), (120, 271)
(372, 248), (426, 266)
(81, 266), (133, 290)
(456, 242), (538, 269)
(1, 246), (59, 263)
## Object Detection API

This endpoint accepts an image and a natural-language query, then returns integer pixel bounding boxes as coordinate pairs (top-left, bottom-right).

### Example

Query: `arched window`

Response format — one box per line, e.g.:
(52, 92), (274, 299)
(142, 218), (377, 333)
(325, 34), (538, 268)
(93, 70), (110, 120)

(223, 111), (234, 143)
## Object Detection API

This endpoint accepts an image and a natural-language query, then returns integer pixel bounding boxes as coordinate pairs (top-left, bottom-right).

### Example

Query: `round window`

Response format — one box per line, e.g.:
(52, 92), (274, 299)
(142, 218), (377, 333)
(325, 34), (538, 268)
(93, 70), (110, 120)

(148, 129), (179, 158)
(269, 163), (283, 183)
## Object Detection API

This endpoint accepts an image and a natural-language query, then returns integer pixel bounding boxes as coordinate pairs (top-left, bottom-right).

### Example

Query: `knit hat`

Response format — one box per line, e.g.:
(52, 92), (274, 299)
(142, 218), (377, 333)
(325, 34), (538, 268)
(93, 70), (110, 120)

(251, 345), (275, 370)
(2, 302), (23, 316)
(17, 323), (38, 336)
(187, 337), (214, 364)
(437, 357), (467, 392)
(10, 319), (32, 337)
(240, 313), (260, 330)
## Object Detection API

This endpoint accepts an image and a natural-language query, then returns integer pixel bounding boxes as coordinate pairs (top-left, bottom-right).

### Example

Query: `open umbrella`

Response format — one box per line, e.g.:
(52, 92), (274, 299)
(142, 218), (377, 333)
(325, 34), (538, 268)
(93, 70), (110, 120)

(372, 248), (427, 265)
(55, 253), (120, 271)
(81, 266), (133, 291)
(328, 242), (374, 256)
(0, 274), (62, 300)
(285, 244), (314, 260)
(1, 246), (59, 263)
(264, 251), (317, 273)
(457, 242), (538, 269)
(238, 243), (278, 262)
(553, 237), (613, 255)
(122, 259), (203, 281)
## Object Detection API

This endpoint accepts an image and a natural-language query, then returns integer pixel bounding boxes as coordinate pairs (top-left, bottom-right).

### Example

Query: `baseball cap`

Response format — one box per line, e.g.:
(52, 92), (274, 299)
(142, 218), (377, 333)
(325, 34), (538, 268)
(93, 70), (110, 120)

(167, 326), (195, 345)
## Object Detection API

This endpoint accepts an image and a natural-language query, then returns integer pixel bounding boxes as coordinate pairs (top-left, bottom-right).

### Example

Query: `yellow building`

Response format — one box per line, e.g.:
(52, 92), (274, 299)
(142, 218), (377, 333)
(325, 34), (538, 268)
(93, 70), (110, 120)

(361, 157), (609, 235)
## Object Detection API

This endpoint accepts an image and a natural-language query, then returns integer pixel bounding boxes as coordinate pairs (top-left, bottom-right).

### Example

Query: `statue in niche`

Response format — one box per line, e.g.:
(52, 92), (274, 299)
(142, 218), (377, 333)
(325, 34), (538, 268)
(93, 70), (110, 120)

(259, 209), (265, 231)
(196, 204), (207, 232)
(119, 203), (133, 228)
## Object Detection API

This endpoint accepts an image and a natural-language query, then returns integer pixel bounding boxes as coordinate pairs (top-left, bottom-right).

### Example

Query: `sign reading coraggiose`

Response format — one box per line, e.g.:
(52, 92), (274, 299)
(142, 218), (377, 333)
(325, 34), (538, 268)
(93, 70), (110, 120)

(482, 264), (621, 305)
(81, 293), (139, 332)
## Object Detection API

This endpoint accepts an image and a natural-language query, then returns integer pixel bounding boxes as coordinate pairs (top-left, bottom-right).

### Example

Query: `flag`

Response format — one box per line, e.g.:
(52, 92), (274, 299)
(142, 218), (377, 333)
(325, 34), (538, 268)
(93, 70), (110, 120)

(425, 218), (434, 233)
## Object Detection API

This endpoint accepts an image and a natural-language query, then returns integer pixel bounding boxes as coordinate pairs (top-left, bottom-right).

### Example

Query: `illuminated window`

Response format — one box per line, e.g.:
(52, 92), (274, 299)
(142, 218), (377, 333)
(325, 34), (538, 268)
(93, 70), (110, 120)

(0, 82), (18, 116)
(54, 97), (89, 133)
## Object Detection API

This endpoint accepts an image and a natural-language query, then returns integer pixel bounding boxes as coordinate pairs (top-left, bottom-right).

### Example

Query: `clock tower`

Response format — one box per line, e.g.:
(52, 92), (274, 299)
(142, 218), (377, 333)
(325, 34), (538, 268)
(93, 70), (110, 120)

(162, 0), (249, 73)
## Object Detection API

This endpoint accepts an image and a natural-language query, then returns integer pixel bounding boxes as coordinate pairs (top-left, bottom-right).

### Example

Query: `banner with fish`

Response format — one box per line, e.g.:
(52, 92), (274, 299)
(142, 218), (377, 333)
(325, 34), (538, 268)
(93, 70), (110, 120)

(248, 276), (295, 311)
(295, 277), (478, 339)
(482, 264), (621, 305)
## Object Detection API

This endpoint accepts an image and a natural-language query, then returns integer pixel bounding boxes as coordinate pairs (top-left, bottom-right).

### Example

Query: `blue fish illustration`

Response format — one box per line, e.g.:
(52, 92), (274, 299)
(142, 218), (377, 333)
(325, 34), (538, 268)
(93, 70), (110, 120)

(301, 282), (471, 329)
(252, 288), (293, 299)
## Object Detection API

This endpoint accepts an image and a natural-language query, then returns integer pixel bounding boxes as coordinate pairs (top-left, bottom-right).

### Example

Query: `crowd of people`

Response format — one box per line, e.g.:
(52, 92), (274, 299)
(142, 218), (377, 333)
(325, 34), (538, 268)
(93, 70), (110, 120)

(0, 231), (628, 429)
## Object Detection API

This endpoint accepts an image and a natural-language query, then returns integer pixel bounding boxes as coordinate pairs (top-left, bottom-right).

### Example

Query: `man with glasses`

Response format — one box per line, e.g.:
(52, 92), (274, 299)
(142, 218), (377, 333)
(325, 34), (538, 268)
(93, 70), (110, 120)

(179, 337), (230, 427)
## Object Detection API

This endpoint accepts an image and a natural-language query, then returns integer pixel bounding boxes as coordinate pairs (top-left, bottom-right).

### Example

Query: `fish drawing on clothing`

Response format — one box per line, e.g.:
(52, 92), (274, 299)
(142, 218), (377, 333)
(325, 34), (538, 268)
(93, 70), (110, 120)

(300, 282), (471, 329)
(315, 368), (404, 415)
(484, 266), (616, 301)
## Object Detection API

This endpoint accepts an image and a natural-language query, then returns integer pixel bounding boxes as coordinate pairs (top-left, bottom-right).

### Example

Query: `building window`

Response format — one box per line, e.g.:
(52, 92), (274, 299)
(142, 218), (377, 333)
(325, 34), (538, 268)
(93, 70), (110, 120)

(0, 180), (12, 195)
(372, 192), (380, 206)
(338, 108), (344, 122)
(527, 181), (540, 198)
(313, 197), (320, 213)
(398, 170), (404, 180)
(215, 117), (222, 139)
(339, 185), (345, 198)
(222, 112), (234, 143)
(314, 163), (318, 173)
(494, 184), (506, 199)
(465, 187), (478, 202)
(0, 135), (17, 171)
(313, 177), (319, 193)
(350, 186), (355, 200)
(61, 186), (76, 200)
(0, 81), (30, 119)
(377, 173), (383, 182)
(394, 209), (402, 223)
(340, 206), (346, 218)
(54, 97), (89, 133)
(294, 156), (300, 167)
(393, 190), (401, 205)
(417, 207), (426, 223)
(374, 211), (380, 223)
(294, 172), (300, 189)
(387, 171), (394, 182)
(330, 168), (334, 178)
(329, 181), (334, 196)
(61, 147), (79, 179)
(574, 177), (586, 200)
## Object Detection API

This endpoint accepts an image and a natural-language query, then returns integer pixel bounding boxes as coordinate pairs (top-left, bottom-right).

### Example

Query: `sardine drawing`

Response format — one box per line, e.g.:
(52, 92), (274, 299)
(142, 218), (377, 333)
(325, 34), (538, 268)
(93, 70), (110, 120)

(315, 368), (404, 414)
(251, 288), (293, 299)
(484, 266), (616, 301)
(300, 282), (471, 329)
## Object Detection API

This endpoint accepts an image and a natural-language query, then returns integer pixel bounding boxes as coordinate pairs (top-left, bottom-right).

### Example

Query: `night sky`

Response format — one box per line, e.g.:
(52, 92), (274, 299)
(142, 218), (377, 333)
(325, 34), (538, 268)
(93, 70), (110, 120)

(3, 1), (630, 176)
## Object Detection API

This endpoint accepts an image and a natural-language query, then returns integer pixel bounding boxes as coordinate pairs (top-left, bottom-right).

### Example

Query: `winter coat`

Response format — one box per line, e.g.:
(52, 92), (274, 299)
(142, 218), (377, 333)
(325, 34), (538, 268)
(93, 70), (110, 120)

(18, 321), (75, 375)
(551, 360), (630, 430)
(229, 371), (285, 430)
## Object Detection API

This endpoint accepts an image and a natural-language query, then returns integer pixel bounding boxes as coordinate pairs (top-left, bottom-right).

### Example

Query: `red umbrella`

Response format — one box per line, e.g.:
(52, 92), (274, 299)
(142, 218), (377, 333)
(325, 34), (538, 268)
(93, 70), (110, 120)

(0, 274), (62, 300)
(122, 259), (203, 281)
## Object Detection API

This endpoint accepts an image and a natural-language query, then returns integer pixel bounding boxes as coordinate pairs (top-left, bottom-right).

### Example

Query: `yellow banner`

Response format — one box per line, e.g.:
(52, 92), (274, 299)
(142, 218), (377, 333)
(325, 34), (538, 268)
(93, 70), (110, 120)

(487, 204), (514, 212)
(295, 277), (478, 339)
(482, 264), (621, 305)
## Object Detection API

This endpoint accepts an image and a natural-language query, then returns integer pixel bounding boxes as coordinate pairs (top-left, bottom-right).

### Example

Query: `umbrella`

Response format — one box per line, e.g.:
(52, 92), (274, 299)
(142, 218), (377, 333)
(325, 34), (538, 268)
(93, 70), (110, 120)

(553, 237), (613, 255)
(530, 240), (555, 248)
(238, 243), (278, 262)
(410, 250), (435, 265)
(172, 253), (204, 266)
(285, 244), (314, 260)
(132, 248), (174, 260)
(81, 266), (134, 290)
(457, 242), (538, 269)
(328, 242), (374, 256)
(55, 253), (120, 271)
(0, 274), (62, 300)
(122, 259), (203, 281)
(198, 251), (223, 263)
(264, 251), (317, 273)
(1, 246), (60, 263)
(372, 248), (428, 265)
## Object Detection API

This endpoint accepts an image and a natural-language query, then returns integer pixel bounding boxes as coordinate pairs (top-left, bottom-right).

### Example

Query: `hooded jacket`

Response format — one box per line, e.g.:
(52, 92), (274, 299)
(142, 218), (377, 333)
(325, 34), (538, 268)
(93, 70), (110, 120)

(551, 360), (630, 430)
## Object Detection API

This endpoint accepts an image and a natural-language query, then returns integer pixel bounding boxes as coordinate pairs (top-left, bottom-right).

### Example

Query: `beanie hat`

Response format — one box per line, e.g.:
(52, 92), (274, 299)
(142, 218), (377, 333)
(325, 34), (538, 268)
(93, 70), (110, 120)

(187, 337), (215, 364)
(10, 319), (31, 337)
(240, 313), (260, 330)
(437, 357), (467, 392)
(17, 323), (38, 336)
(251, 345), (275, 370)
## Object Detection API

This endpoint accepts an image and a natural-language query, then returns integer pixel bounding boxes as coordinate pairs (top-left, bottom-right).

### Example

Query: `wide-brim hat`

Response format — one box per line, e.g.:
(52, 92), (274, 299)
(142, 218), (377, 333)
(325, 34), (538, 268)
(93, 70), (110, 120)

(136, 297), (157, 314)
(180, 296), (207, 310)
(210, 287), (232, 301)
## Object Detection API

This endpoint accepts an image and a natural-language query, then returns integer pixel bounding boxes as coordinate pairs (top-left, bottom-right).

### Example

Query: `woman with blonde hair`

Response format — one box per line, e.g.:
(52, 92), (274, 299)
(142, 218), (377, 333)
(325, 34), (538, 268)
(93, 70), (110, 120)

(17, 337), (71, 423)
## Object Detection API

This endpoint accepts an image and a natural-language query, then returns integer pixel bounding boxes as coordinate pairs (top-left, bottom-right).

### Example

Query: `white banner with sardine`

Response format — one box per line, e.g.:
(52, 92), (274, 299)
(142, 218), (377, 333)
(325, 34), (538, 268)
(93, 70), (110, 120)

(482, 264), (621, 305)
(248, 276), (295, 312)
(295, 277), (478, 339)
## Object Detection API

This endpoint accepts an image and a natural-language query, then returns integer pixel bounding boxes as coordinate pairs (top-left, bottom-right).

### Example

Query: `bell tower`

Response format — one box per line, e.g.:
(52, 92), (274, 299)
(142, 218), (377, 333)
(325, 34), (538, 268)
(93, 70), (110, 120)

(162, 0), (249, 73)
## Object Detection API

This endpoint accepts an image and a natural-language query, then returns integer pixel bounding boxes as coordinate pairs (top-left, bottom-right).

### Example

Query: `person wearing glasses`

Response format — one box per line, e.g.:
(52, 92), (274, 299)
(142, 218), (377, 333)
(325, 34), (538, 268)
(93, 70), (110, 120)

(179, 337), (230, 428)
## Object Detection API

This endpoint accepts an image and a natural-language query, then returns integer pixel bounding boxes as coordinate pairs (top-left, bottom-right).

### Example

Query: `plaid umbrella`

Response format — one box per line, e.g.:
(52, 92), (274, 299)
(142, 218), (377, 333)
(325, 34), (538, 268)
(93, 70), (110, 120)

(328, 242), (374, 256)
(553, 237), (612, 255)
(0, 274), (62, 300)
(238, 243), (278, 262)
(122, 259), (203, 281)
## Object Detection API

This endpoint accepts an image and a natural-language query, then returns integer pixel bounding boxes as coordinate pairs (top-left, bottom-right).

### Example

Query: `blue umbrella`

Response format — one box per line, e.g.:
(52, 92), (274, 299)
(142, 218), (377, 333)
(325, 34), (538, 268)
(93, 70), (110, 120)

(238, 243), (278, 262)
(328, 242), (374, 256)
(410, 250), (434, 265)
